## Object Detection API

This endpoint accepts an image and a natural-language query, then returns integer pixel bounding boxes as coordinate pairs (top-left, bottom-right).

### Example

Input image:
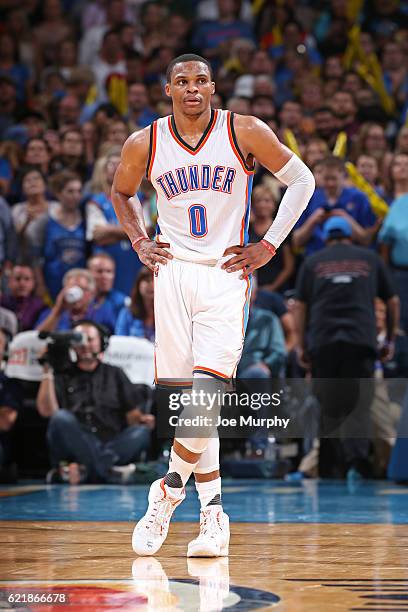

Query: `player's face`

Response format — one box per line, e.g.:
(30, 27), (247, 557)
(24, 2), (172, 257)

(165, 62), (215, 116)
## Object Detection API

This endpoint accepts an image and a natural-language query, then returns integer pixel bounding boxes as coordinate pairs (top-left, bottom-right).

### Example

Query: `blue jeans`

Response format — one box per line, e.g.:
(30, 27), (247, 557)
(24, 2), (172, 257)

(239, 364), (271, 451)
(47, 410), (151, 482)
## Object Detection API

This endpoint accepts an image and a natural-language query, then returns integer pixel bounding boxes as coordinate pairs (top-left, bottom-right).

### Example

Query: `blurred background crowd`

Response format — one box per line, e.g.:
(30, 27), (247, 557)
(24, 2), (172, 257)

(1, 0), (408, 485)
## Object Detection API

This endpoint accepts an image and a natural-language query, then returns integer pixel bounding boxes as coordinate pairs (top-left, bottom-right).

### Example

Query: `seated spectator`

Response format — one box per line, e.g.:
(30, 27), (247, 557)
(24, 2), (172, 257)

(0, 306), (18, 338)
(356, 154), (388, 200)
(293, 155), (379, 255)
(352, 122), (392, 177)
(91, 29), (126, 104)
(54, 95), (81, 131)
(87, 253), (128, 319)
(303, 138), (329, 174)
(310, 105), (339, 147)
(50, 128), (90, 182)
(329, 90), (360, 140)
(12, 168), (58, 271)
(249, 184), (295, 293)
(0, 32), (30, 102)
(33, 0), (74, 69)
(86, 148), (142, 295)
(396, 125), (408, 155)
(23, 138), (52, 177)
(1, 264), (46, 331)
(238, 277), (287, 379)
(101, 118), (129, 150)
(36, 268), (116, 332)
(0, 195), (17, 276)
(255, 288), (298, 354)
(379, 154), (408, 333)
(387, 152), (408, 202)
(126, 82), (159, 132)
(192, 0), (254, 62)
(36, 320), (154, 484)
(0, 74), (18, 139)
(115, 267), (154, 342)
(238, 276), (287, 455)
(0, 140), (20, 196)
(43, 171), (86, 300)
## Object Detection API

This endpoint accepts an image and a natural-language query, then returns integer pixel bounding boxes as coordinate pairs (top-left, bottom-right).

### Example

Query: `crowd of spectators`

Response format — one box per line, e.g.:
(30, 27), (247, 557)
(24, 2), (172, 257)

(1, 0), (408, 483)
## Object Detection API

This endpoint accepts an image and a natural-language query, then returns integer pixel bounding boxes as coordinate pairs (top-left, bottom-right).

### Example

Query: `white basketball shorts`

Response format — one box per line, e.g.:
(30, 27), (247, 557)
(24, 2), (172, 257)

(154, 257), (251, 385)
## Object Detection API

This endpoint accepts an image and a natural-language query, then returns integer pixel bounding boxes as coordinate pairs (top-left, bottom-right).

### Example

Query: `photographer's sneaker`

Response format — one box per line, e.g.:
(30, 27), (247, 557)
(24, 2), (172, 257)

(187, 507), (230, 557)
(132, 478), (185, 556)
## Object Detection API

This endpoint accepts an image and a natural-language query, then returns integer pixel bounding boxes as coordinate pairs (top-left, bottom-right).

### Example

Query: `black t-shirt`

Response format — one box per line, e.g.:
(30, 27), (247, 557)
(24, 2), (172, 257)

(295, 243), (395, 354)
(55, 362), (143, 442)
(249, 226), (287, 288)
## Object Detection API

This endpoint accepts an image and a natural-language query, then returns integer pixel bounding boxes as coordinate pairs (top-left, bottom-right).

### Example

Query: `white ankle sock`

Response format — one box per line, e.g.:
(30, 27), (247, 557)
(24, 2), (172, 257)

(164, 447), (198, 497)
(195, 477), (222, 509)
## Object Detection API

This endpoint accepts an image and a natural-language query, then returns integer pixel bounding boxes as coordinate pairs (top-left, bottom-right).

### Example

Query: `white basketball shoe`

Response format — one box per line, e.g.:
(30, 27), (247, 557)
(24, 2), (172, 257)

(132, 478), (185, 556)
(187, 506), (230, 557)
(188, 557), (230, 611)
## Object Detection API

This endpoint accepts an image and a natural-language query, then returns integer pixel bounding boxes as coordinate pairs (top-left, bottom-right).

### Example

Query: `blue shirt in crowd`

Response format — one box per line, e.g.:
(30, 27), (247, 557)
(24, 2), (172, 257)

(91, 193), (142, 295)
(43, 217), (87, 299)
(103, 289), (128, 319)
(115, 307), (155, 342)
(295, 186), (378, 255)
(379, 194), (408, 266)
(36, 299), (116, 333)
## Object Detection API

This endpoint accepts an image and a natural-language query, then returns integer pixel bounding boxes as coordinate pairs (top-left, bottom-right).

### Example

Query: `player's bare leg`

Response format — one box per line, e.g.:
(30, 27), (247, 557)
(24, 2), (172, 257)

(133, 375), (228, 556)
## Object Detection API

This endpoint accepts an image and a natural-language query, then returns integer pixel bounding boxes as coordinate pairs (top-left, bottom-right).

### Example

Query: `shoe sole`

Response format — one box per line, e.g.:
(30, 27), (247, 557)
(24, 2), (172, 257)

(187, 541), (229, 557)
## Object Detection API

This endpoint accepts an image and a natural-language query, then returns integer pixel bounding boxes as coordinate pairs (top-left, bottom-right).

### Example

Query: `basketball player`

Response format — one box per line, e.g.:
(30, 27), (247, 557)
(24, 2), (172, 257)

(112, 54), (315, 557)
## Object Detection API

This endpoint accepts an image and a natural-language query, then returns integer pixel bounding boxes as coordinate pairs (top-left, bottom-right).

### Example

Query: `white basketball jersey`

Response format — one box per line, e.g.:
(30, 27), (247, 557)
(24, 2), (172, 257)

(147, 109), (254, 262)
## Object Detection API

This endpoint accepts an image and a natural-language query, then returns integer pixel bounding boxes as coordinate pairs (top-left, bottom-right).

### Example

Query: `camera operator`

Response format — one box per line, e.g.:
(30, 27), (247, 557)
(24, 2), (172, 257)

(36, 320), (154, 484)
(0, 328), (22, 482)
(36, 268), (116, 334)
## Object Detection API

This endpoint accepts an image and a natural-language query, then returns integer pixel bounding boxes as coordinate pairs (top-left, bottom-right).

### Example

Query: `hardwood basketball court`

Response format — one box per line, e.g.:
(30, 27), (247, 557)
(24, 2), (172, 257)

(1, 480), (407, 610)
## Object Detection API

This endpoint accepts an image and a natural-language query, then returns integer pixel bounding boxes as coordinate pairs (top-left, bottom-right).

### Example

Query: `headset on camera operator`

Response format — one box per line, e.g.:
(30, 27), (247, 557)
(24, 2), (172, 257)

(36, 319), (154, 485)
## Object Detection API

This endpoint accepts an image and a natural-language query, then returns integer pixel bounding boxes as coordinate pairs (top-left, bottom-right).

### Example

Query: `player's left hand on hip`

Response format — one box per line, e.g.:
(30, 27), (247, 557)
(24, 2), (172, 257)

(222, 241), (276, 279)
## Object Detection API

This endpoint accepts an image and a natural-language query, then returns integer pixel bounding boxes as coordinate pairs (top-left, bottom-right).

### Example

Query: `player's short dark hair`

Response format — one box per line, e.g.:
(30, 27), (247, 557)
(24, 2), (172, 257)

(166, 54), (213, 83)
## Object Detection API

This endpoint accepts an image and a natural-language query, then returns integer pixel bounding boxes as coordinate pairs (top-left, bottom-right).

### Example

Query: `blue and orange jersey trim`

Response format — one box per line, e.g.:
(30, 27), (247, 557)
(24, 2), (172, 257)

(240, 174), (253, 246)
(241, 275), (252, 337)
(168, 109), (218, 155)
(193, 366), (231, 382)
(146, 121), (158, 180)
(227, 111), (255, 176)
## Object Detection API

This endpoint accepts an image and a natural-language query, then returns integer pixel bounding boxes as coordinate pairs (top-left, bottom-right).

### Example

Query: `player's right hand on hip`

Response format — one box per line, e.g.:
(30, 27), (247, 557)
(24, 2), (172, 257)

(135, 239), (173, 272)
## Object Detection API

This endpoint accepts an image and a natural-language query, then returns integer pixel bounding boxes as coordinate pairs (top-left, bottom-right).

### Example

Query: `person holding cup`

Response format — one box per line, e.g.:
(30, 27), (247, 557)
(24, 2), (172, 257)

(36, 268), (116, 333)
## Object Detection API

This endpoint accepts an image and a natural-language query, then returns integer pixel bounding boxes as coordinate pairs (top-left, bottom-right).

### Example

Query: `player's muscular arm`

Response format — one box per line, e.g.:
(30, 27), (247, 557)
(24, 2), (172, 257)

(111, 128), (172, 271)
(223, 115), (315, 278)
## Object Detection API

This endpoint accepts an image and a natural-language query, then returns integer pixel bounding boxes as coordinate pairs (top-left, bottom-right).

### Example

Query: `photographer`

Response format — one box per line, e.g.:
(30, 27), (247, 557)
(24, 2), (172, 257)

(36, 320), (154, 484)
(0, 328), (22, 482)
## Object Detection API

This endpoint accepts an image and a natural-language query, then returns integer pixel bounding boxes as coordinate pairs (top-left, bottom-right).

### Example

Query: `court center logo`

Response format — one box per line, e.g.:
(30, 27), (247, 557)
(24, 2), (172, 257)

(0, 572), (280, 612)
